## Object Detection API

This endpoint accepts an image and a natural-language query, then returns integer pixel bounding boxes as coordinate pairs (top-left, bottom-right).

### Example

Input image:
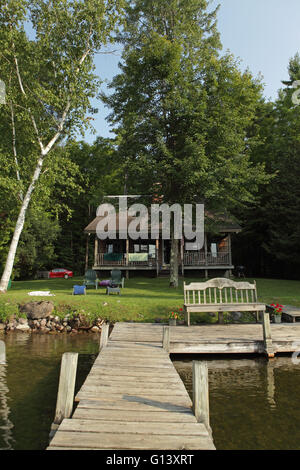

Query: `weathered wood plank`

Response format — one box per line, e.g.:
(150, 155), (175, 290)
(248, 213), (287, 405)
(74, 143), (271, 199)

(75, 398), (192, 413)
(77, 385), (188, 398)
(48, 430), (215, 450)
(75, 392), (192, 406)
(81, 380), (184, 389)
(59, 418), (209, 436)
(72, 408), (196, 423)
(53, 352), (78, 425)
(86, 367), (179, 377)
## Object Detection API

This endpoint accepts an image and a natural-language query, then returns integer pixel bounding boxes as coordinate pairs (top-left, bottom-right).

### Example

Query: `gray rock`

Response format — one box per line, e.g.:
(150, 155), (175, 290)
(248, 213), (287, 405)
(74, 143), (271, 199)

(0, 323), (5, 330)
(40, 319), (47, 327)
(40, 327), (50, 334)
(15, 324), (30, 332)
(91, 326), (100, 333)
(19, 301), (54, 320)
(18, 317), (28, 325)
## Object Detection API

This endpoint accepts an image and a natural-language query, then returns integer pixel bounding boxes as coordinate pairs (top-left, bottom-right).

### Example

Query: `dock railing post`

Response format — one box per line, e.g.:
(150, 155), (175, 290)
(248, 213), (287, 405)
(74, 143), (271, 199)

(262, 311), (275, 358)
(99, 322), (109, 351)
(0, 340), (6, 364)
(163, 326), (170, 353)
(49, 352), (78, 441)
(193, 361), (212, 435)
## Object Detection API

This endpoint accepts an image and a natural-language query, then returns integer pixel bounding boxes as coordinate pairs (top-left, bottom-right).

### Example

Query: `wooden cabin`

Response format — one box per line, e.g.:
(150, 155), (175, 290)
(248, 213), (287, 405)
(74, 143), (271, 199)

(84, 211), (241, 278)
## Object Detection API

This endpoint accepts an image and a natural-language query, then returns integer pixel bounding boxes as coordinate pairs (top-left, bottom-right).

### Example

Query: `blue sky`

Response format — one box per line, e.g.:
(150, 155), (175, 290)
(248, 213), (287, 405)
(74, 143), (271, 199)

(84, 0), (300, 142)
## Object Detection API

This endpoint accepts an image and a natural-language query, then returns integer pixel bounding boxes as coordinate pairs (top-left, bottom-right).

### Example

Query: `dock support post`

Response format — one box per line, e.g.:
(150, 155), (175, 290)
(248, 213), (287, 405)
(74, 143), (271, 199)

(0, 340), (6, 364)
(163, 326), (170, 353)
(50, 352), (78, 441)
(100, 323), (109, 351)
(192, 361), (212, 435)
(262, 311), (275, 358)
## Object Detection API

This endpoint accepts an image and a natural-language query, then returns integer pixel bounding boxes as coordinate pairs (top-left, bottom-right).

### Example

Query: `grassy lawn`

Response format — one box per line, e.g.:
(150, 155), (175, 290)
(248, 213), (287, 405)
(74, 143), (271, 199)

(1, 276), (300, 324)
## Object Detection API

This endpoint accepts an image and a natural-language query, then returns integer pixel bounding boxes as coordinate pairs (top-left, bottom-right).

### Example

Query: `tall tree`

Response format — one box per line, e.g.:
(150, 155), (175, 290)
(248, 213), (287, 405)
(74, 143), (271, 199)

(53, 137), (124, 274)
(234, 54), (300, 279)
(104, 0), (267, 286)
(0, 0), (124, 292)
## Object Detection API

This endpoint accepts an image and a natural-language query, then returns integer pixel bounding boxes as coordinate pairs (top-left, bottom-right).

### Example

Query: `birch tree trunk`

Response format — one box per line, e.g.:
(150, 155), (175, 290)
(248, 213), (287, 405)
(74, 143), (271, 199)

(0, 156), (45, 292)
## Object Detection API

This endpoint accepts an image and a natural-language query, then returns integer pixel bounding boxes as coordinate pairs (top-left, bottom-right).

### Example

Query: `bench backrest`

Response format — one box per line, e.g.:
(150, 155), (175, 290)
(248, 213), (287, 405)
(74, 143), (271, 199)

(184, 278), (258, 305)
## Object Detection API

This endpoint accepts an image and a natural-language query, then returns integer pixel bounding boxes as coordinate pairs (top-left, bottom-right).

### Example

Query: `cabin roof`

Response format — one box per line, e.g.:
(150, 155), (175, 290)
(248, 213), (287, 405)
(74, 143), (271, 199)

(84, 212), (241, 234)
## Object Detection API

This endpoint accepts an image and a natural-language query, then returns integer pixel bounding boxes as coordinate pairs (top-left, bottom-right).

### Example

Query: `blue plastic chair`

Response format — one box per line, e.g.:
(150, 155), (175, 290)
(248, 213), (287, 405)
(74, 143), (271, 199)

(72, 285), (86, 295)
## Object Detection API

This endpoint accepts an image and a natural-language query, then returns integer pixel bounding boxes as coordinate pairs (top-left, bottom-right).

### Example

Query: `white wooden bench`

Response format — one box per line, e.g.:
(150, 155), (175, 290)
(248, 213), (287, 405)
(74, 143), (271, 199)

(183, 278), (266, 326)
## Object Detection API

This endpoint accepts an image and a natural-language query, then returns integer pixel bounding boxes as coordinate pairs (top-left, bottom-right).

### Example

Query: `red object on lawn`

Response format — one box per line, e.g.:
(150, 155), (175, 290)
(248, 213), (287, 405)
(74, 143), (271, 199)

(49, 268), (73, 279)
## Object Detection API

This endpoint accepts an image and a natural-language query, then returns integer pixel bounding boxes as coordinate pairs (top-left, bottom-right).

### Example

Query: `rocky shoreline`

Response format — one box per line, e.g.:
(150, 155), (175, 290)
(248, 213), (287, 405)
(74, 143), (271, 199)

(0, 300), (106, 334)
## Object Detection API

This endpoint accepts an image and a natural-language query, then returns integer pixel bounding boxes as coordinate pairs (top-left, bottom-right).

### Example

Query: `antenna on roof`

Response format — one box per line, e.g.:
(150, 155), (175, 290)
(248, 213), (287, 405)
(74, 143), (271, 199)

(103, 195), (152, 199)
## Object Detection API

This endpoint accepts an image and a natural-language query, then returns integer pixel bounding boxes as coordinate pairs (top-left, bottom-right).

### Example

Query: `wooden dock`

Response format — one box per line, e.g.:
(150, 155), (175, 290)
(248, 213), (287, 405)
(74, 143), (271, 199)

(47, 319), (300, 450)
(47, 324), (215, 450)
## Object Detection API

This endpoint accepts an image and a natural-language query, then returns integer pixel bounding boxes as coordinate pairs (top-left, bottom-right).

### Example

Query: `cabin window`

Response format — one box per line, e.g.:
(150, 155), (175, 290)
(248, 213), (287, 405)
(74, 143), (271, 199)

(211, 243), (217, 257)
(133, 241), (156, 258)
(148, 244), (156, 259)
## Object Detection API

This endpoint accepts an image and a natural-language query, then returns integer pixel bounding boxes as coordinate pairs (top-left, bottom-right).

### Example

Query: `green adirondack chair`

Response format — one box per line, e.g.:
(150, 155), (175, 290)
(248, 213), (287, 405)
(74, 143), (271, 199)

(83, 269), (98, 289)
(110, 269), (125, 288)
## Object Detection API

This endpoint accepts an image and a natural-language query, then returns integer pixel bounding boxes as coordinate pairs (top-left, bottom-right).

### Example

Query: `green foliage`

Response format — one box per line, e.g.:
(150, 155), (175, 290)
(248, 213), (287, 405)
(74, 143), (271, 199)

(15, 209), (60, 278)
(105, 0), (267, 212)
(53, 138), (124, 275)
(0, 300), (21, 322)
(234, 54), (300, 278)
(0, 0), (125, 289)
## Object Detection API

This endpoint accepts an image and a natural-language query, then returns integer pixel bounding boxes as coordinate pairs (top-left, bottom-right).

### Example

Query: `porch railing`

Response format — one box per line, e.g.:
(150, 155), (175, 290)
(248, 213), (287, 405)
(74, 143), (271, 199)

(95, 251), (231, 267)
(95, 253), (156, 267)
(183, 251), (231, 266)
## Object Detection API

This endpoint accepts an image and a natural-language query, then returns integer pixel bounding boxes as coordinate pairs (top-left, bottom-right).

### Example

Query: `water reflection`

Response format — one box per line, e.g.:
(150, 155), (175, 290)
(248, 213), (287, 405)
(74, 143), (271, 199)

(0, 364), (14, 450)
(266, 362), (276, 409)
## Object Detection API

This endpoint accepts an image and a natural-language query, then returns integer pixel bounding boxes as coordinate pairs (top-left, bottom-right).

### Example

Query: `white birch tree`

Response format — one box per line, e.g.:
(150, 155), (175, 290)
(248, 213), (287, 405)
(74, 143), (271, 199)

(0, 0), (124, 292)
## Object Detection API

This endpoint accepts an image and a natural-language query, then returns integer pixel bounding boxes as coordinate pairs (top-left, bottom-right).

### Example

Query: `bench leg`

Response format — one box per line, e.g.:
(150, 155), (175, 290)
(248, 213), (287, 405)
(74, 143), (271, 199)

(218, 312), (224, 324)
(256, 311), (260, 323)
(184, 307), (190, 327)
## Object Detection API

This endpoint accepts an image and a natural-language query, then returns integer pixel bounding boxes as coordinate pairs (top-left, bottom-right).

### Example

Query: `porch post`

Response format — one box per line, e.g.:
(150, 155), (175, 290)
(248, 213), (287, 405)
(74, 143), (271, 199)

(228, 234), (232, 266)
(94, 236), (98, 266)
(85, 233), (90, 271)
(181, 237), (184, 277)
(126, 239), (129, 279)
(204, 234), (208, 278)
(156, 239), (159, 277)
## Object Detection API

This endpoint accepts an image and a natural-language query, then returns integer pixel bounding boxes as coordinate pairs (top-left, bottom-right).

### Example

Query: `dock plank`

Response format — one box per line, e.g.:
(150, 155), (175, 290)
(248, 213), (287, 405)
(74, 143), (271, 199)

(58, 418), (209, 436)
(48, 430), (215, 450)
(72, 408), (196, 423)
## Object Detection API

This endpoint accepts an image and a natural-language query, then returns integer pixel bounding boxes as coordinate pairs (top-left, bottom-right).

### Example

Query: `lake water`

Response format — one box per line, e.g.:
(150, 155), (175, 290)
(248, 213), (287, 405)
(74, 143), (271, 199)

(1, 333), (300, 450)
(173, 356), (300, 450)
(0, 333), (99, 450)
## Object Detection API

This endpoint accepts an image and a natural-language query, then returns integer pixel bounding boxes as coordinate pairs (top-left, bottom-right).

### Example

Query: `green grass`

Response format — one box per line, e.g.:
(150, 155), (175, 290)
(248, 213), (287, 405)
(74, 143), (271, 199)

(1, 276), (300, 324)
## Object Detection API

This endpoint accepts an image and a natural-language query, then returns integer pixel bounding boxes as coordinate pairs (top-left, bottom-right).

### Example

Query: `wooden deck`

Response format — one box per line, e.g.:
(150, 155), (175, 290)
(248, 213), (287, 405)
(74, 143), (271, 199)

(47, 326), (215, 450)
(108, 322), (300, 355)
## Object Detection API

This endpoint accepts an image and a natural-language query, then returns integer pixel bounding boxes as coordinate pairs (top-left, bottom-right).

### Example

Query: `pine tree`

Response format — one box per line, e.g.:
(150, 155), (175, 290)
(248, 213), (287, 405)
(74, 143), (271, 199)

(104, 0), (267, 286)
